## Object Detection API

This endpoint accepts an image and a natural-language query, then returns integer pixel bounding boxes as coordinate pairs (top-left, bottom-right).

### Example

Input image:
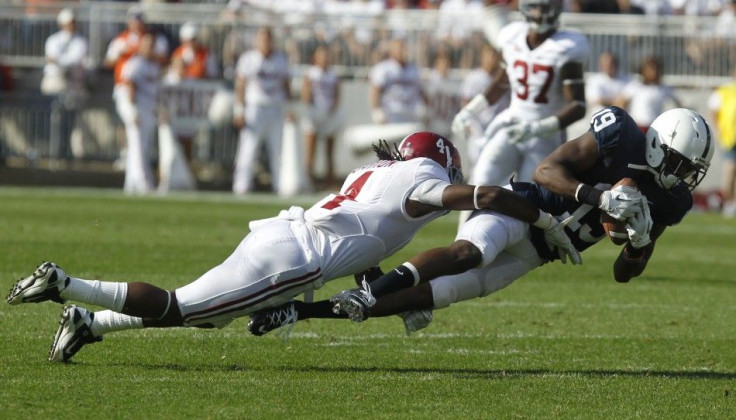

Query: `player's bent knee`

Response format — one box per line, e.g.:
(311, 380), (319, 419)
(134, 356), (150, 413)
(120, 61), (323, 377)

(447, 240), (483, 271)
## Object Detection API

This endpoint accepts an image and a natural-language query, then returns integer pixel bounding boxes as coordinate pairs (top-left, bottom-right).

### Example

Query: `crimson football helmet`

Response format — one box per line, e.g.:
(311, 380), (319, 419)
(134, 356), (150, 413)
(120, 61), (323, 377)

(644, 108), (713, 191)
(398, 132), (464, 184)
(520, 0), (563, 34)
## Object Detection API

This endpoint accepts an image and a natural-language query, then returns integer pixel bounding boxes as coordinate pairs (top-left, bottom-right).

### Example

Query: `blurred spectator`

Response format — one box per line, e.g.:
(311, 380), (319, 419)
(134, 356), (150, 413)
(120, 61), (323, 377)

(369, 37), (427, 124)
(586, 52), (630, 112)
(117, 33), (161, 194)
(630, 0), (672, 15)
(42, 8), (89, 161)
(425, 52), (459, 137)
(670, 0), (724, 16)
(0, 62), (11, 92)
(301, 45), (343, 190)
(616, 0), (645, 14)
(708, 73), (736, 217)
(232, 27), (292, 195)
(166, 22), (218, 83)
(618, 56), (681, 132)
(575, 0), (620, 13)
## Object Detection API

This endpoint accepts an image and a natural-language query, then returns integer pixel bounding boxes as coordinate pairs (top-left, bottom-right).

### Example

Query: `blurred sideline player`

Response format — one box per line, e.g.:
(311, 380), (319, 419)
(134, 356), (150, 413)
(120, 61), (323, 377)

(708, 73), (736, 218)
(232, 27), (291, 195)
(302, 45), (343, 190)
(453, 0), (589, 188)
(116, 33), (161, 194)
(254, 107), (713, 334)
(7, 132), (575, 362)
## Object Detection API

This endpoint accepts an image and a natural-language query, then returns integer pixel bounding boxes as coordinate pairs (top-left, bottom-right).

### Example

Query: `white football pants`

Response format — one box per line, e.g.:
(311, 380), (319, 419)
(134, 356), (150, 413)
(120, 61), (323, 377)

(119, 101), (156, 194)
(233, 104), (284, 194)
(431, 210), (543, 309)
(175, 218), (322, 327)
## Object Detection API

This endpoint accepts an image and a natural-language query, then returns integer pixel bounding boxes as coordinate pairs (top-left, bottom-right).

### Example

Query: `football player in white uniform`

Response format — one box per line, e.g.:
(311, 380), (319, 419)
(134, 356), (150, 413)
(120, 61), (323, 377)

(7, 132), (576, 362)
(453, 0), (590, 187)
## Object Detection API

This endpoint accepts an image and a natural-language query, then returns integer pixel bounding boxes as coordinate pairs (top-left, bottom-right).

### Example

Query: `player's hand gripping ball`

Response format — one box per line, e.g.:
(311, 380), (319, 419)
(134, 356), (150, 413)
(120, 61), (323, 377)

(601, 178), (638, 245)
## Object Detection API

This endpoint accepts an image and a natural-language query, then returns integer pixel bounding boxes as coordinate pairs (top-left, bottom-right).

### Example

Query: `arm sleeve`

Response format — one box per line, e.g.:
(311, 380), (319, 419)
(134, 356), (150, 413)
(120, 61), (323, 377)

(407, 159), (452, 206)
(408, 178), (451, 206)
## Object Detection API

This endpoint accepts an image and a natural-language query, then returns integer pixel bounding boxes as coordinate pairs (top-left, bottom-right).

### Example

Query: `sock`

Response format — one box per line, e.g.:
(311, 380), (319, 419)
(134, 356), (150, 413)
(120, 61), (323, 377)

(61, 278), (128, 312)
(90, 310), (143, 336)
(294, 300), (347, 320)
(368, 263), (420, 298)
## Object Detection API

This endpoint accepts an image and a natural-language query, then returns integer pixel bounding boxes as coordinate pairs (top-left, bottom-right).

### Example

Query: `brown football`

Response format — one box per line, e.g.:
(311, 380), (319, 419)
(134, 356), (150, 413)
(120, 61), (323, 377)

(601, 178), (638, 246)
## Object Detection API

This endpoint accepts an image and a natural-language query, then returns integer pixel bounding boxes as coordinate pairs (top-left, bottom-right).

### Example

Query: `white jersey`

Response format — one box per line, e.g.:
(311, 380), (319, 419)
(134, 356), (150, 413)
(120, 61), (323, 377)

(44, 30), (88, 72)
(499, 21), (590, 122)
(622, 81), (678, 127)
(370, 58), (424, 116)
(306, 65), (338, 113)
(236, 50), (290, 106)
(120, 55), (160, 109)
(585, 72), (630, 112)
(305, 158), (450, 280)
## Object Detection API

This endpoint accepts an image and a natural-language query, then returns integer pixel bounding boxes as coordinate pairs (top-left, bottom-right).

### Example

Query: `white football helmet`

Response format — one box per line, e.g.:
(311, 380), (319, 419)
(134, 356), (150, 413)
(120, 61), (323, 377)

(644, 108), (713, 191)
(519, 0), (563, 34)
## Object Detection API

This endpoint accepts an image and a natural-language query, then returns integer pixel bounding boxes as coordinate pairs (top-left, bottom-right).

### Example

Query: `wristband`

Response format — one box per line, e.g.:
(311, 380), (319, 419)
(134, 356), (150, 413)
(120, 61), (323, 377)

(473, 185), (481, 210)
(531, 210), (555, 230)
(575, 183), (603, 207)
(465, 94), (490, 115)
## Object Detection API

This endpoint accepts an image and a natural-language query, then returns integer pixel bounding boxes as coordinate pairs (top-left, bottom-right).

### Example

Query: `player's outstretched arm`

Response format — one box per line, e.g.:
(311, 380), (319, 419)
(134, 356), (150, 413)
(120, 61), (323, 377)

(534, 131), (600, 198)
(613, 224), (665, 283)
(557, 61), (587, 129)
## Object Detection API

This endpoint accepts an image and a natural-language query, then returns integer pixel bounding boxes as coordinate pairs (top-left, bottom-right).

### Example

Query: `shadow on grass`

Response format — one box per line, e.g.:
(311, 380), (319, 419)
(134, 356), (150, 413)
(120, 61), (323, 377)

(92, 362), (736, 380)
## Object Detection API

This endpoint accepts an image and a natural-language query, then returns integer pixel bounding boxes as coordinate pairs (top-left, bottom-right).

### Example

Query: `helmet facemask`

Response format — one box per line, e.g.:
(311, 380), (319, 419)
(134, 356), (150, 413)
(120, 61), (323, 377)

(520, 0), (562, 34)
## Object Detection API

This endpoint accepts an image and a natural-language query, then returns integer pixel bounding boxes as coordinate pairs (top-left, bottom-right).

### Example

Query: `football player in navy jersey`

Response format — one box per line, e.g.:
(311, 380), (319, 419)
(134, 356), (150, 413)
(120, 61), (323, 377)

(249, 107), (713, 334)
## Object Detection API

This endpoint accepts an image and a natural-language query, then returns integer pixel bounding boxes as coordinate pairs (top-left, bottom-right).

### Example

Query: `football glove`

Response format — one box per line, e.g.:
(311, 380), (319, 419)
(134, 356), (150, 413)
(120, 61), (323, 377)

(599, 185), (646, 221)
(532, 212), (582, 265)
(625, 197), (653, 249)
(504, 116), (560, 144)
(452, 94), (491, 144)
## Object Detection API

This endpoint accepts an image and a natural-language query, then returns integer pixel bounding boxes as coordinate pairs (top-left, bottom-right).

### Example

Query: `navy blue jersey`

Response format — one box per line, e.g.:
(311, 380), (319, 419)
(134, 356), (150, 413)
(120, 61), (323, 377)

(512, 106), (693, 262)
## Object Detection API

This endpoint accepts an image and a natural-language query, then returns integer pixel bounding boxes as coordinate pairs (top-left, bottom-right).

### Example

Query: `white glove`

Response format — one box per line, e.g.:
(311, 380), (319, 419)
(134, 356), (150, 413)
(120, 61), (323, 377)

(504, 116), (560, 144)
(451, 109), (475, 145)
(533, 212), (582, 265)
(452, 94), (490, 144)
(625, 197), (653, 249)
(599, 185), (646, 221)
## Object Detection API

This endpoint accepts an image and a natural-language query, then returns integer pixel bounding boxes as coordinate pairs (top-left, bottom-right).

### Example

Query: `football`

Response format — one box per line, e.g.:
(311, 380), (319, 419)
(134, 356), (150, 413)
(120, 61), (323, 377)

(601, 178), (638, 245)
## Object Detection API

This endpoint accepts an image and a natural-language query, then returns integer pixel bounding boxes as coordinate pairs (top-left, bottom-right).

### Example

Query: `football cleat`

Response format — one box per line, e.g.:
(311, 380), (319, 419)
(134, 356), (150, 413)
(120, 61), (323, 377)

(248, 302), (298, 337)
(48, 305), (102, 363)
(6, 261), (68, 305)
(398, 310), (433, 335)
(330, 279), (376, 322)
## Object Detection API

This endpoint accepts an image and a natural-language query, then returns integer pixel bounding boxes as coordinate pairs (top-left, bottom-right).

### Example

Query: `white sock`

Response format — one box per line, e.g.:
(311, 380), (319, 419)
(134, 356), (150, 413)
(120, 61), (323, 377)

(61, 278), (128, 312)
(90, 310), (143, 336)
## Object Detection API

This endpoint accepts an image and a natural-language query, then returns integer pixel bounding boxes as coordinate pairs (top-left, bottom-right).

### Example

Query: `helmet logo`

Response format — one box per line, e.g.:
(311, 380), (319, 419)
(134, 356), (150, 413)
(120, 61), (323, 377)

(668, 120), (680, 143)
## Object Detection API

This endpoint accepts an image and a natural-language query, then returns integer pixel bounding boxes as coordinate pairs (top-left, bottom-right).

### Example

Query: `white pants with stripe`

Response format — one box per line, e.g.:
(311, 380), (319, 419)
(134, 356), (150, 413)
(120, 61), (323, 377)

(430, 210), (543, 309)
(175, 217), (321, 327)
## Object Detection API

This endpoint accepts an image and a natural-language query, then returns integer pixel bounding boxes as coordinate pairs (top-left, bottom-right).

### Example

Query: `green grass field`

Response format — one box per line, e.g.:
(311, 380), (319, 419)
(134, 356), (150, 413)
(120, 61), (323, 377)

(1, 187), (735, 419)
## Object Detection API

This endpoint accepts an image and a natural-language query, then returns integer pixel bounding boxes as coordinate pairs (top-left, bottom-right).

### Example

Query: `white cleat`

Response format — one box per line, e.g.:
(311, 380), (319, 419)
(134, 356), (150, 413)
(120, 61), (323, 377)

(6, 261), (68, 305)
(48, 305), (102, 363)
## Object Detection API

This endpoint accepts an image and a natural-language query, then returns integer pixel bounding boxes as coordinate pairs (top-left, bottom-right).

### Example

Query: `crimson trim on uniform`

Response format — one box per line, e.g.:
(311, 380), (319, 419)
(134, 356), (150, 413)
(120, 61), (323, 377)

(183, 268), (322, 323)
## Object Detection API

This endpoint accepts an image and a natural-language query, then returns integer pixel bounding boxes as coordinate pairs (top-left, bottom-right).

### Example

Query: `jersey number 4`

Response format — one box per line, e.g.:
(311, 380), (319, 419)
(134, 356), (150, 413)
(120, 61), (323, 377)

(322, 171), (373, 209)
(513, 61), (554, 104)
